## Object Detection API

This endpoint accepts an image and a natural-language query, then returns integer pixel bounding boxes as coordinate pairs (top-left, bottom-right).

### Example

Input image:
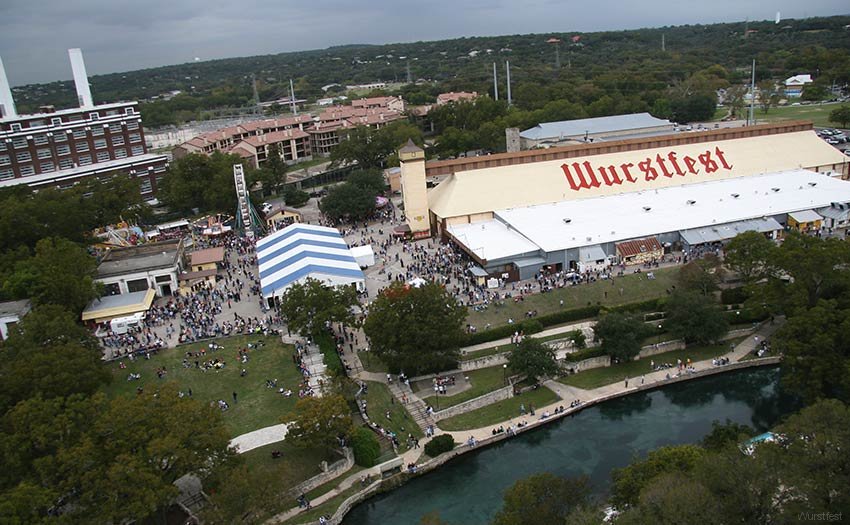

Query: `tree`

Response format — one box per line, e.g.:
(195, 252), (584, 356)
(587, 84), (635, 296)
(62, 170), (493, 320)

(700, 419), (755, 452)
(773, 231), (850, 309)
(773, 300), (850, 403)
(347, 169), (386, 194)
(160, 151), (246, 213)
(507, 338), (561, 383)
(319, 181), (378, 221)
(283, 186), (310, 207)
(663, 291), (729, 345)
(0, 386), (233, 523)
(566, 329), (587, 349)
(363, 281), (467, 375)
(829, 105), (850, 128)
(677, 254), (723, 296)
(202, 462), (294, 525)
(28, 237), (100, 314)
(593, 312), (648, 362)
(330, 122), (422, 169)
(492, 473), (591, 525)
(757, 81), (782, 114)
(285, 394), (352, 451)
(723, 231), (776, 283)
(610, 445), (707, 508)
(0, 305), (109, 415)
(770, 398), (850, 516)
(670, 94), (716, 123)
(253, 142), (288, 196)
(616, 472), (719, 525)
(350, 427), (381, 467)
(277, 278), (359, 339)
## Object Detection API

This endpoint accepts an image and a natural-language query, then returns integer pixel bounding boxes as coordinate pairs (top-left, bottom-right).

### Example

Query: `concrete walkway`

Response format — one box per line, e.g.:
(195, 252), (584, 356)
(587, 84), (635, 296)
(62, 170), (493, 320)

(440, 319), (784, 444)
(267, 445), (425, 523)
(461, 320), (595, 354)
(230, 423), (289, 454)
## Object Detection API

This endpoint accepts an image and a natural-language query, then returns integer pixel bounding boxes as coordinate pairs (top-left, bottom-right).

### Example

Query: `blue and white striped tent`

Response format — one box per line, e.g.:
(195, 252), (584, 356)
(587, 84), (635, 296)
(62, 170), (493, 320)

(256, 223), (366, 301)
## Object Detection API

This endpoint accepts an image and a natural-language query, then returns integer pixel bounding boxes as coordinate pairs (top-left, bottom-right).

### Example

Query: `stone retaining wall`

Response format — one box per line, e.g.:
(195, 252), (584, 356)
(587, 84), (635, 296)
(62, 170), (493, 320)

(290, 447), (354, 495)
(459, 353), (508, 371)
(562, 355), (611, 372)
(432, 385), (514, 422)
(303, 357), (781, 525)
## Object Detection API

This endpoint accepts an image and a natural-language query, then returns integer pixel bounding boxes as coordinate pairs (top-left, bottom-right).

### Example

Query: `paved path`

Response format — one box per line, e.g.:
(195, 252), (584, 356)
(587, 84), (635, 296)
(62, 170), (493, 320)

(461, 321), (595, 354)
(266, 445), (425, 523)
(230, 423), (289, 454)
(439, 319), (784, 444)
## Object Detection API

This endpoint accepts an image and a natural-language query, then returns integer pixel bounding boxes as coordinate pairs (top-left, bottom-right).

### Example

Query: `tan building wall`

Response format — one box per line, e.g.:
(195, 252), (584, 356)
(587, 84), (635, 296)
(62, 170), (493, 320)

(399, 143), (430, 235)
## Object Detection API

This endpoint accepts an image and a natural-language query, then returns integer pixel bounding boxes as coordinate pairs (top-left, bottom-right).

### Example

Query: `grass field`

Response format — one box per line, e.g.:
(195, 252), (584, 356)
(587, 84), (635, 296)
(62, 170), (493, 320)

(241, 441), (338, 497)
(100, 334), (304, 437)
(437, 387), (560, 431)
(290, 484), (362, 524)
(421, 365), (508, 409)
(751, 102), (846, 128)
(363, 381), (423, 451)
(556, 339), (743, 390)
(466, 266), (677, 329)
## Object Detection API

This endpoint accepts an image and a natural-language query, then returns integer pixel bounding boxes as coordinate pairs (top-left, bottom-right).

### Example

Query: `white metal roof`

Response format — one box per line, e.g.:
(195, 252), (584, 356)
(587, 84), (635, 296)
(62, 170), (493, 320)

(788, 209), (822, 223)
(679, 217), (783, 246)
(447, 219), (539, 262)
(452, 170), (850, 261)
(520, 112), (671, 140)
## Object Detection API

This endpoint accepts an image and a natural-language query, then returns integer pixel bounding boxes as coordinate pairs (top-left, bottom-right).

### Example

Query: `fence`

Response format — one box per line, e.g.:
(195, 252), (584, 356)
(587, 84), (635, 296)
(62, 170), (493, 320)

(290, 447), (354, 495)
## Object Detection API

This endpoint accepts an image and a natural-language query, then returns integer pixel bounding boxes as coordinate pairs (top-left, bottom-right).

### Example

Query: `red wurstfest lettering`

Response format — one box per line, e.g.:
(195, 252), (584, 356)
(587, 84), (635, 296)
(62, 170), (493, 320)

(560, 146), (734, 192)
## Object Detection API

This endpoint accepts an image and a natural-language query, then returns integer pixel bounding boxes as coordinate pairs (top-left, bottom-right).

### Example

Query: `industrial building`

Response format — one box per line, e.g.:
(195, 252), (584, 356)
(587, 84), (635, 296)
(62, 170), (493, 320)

(0, 50), (168, 195)
(95, 239), (185, 297)
(257, 223), (365, 305)
(396, 121), (849, 281)
(518, 112), (674, 149)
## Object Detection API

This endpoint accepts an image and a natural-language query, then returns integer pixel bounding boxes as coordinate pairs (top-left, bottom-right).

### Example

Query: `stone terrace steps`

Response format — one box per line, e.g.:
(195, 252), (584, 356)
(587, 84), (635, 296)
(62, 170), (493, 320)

(387, 381), (435, 432)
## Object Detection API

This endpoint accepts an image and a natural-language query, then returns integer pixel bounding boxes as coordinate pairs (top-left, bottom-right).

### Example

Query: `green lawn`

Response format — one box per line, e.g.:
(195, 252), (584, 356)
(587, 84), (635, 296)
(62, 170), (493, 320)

(753, 102), (846, 128)
(358, 350), (389, 373)
(460, 345), (510, 361)
(438, 387), (561, 431)
(363, 381), (423, 451)
(100, 334), (304, 437)
(241, 441), (338, 496)
(304, 465), (366, 501)
(421, 365), (509, 409)
(466, 267), (676, 330)
(556, 339), (743, 390)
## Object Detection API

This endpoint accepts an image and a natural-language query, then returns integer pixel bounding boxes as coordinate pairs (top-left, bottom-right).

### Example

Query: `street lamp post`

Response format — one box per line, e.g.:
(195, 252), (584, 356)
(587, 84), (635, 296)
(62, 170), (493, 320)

(434, 384), (439, 411)
(657, 324), (663, 346)
(503, 363), (508, 385)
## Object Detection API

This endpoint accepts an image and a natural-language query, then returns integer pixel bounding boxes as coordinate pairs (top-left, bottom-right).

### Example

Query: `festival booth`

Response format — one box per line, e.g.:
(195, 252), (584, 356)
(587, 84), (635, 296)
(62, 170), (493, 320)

(82, 289), (155, 331)
(350, 245), (376, 268)
(615, 237), (663, 266)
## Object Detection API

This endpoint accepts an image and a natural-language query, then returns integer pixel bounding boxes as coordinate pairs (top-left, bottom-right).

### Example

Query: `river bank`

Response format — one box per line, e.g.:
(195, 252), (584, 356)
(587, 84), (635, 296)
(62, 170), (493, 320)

(297, 355), (781, 525)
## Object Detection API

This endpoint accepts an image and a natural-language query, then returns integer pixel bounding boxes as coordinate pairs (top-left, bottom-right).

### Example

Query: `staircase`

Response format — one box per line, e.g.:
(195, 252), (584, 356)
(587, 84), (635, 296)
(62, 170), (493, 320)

(387, 381), (435, 432)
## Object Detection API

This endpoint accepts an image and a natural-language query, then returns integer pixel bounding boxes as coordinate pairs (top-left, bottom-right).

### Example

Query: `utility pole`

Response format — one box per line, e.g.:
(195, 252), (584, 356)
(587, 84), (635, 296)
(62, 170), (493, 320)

(252, 74), (260, 114)
(289, 79), (298, 115)
(406, 61), (412, 84)
(662, 34), (666, 52)
(748, 59), (756, 126)
(493, 62), (499, 101)
(506, 61), (512, 106)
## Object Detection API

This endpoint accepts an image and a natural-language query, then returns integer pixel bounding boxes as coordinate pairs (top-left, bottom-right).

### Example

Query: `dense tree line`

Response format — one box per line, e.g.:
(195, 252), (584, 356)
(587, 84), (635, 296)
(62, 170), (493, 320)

(11, 16), (850, 129)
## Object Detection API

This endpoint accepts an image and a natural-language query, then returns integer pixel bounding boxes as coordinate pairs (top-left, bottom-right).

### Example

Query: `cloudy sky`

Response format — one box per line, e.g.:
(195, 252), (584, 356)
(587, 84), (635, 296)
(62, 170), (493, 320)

(0, 0), (847, 85)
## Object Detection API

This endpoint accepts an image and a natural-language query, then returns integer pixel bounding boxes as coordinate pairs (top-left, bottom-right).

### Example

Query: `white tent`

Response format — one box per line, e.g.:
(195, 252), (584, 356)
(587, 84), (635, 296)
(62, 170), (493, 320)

(350, 245), (376, 268)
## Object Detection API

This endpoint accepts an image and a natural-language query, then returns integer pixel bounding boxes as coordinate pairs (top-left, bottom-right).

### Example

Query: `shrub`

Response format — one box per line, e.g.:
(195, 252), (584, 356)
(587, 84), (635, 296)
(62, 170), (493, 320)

(284, 186), (310, 207)
(316, 333), (344, 376)
(424, 434), (456, 457)
(720, 287), (749, 305)
(351, 427), (381, 467)
(521, 319), (543, 334)
(565, 347), (606, 363)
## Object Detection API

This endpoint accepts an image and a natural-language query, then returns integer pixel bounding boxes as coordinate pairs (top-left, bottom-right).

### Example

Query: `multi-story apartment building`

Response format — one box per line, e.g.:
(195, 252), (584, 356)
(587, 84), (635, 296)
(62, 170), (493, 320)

(175, 102), (405, 162)
(0, 50), (168, 197)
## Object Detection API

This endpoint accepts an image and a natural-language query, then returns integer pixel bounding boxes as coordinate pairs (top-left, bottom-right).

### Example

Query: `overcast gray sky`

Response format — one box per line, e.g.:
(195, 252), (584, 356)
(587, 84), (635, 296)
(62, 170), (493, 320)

(0, 0), (847, 85)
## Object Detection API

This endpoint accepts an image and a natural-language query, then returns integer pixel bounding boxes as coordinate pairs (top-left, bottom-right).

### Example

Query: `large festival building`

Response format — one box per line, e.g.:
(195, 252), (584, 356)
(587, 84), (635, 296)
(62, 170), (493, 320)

(398, 121), (850, 281)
